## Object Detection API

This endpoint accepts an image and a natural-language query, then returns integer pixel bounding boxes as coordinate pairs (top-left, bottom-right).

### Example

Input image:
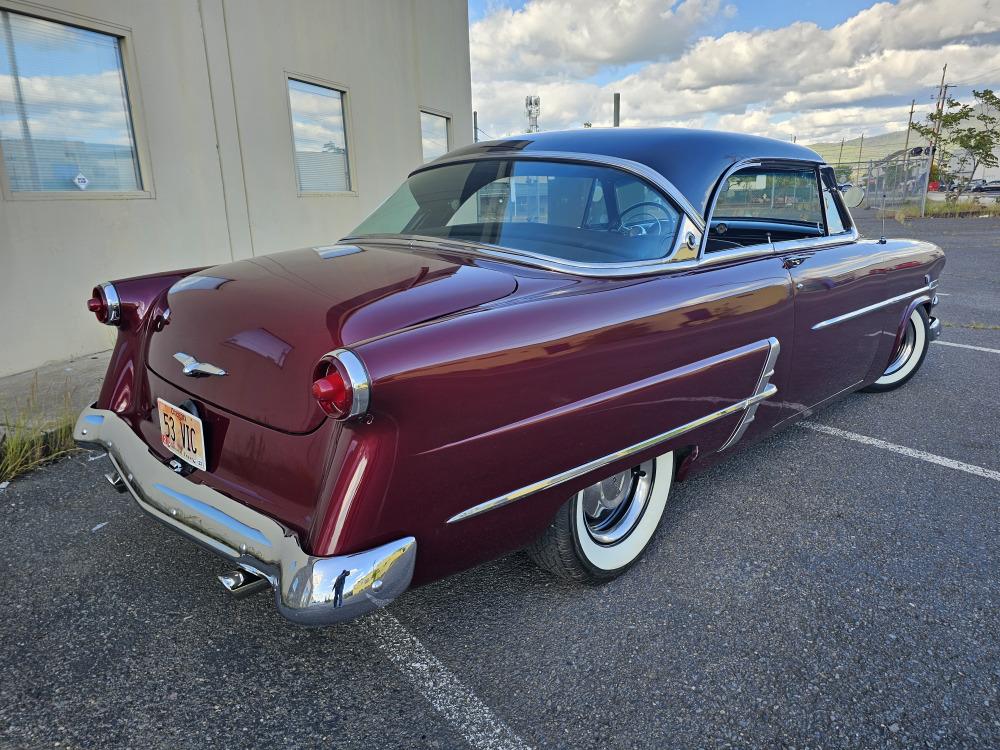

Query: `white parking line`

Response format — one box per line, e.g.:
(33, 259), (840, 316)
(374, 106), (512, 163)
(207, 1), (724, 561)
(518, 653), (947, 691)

(800, 422), (1000, 482)
(360, 611), (533, 750)
(933, 340), (1000, 354)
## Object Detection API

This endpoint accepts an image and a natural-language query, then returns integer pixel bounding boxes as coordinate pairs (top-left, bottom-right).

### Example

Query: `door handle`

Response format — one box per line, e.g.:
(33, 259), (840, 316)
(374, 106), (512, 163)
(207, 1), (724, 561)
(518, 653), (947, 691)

(782, 256), (807, 269)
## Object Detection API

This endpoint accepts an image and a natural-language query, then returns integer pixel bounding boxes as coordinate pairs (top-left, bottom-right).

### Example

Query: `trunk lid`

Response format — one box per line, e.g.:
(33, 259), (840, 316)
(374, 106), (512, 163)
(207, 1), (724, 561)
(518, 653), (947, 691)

(147, 242), (519, 433)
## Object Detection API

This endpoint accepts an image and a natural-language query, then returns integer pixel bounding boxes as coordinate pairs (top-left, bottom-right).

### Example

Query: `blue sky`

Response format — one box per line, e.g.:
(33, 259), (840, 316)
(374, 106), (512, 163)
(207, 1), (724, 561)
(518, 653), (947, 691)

(468, 0), (1000, 143)
(470, 0), (878, 30)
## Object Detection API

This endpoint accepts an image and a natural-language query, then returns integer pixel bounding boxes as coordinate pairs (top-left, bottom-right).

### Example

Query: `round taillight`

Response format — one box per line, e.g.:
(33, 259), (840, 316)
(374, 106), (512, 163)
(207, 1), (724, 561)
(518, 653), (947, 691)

(87, 282), (121, 325)
(311, 350), (370, 421)
(87, 295), (107, 320)
(312, 366), (353, 419)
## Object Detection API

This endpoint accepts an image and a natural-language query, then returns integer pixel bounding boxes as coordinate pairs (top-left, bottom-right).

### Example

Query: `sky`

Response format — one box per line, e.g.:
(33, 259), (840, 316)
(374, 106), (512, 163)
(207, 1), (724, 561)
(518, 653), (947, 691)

(467, 0), (1000, 145)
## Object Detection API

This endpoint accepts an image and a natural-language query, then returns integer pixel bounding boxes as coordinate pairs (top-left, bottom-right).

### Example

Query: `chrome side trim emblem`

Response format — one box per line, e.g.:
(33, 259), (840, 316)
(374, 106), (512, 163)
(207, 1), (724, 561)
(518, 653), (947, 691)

(811, 284), (934, 331)
(719, 337), (780, 451)
(447, 338), (781, 524)
(173, 352), (227, 378)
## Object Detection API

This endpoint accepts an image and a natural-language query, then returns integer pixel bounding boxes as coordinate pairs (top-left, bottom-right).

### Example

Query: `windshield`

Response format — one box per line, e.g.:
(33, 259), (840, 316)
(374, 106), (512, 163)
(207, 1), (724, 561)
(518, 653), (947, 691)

(349, 159), (682, 265)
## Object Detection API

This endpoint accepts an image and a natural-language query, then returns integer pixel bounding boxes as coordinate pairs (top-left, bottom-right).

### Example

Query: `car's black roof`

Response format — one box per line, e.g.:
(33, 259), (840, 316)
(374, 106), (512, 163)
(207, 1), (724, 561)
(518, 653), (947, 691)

(442, 128), (824, 219)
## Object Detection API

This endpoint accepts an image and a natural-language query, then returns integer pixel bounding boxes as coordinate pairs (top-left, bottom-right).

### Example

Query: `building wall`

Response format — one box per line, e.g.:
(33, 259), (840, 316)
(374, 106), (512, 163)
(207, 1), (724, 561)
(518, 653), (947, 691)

(0, 0), (472, 377)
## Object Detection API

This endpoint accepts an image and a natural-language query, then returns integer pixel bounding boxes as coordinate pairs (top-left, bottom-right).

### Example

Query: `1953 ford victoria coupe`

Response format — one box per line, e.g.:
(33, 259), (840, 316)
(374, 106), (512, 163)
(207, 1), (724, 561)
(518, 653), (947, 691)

(75, 128), (944, 626)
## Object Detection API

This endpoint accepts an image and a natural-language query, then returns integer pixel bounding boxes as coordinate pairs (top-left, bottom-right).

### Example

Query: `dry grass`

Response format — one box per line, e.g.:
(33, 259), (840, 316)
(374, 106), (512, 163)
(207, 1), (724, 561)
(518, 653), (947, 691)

(942, 321), (1000, 331)
(890, 200), (1000, 221)
(0, 377), (78, 484)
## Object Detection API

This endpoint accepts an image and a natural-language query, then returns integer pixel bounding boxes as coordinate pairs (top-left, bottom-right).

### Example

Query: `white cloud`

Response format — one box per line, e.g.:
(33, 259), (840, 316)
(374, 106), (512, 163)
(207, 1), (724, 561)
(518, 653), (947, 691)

(471, 0), (1000, 143)
(470, 0), (728, 81)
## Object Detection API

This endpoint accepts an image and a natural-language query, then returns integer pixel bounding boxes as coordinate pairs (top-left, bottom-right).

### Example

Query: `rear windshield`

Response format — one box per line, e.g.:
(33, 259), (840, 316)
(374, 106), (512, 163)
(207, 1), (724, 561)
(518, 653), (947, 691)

(349, 159), (682, 265)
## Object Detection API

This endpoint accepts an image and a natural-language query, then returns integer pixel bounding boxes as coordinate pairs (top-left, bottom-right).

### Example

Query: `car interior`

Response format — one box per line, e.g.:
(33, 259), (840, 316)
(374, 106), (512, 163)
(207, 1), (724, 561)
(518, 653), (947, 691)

(704, 165), (833, 251)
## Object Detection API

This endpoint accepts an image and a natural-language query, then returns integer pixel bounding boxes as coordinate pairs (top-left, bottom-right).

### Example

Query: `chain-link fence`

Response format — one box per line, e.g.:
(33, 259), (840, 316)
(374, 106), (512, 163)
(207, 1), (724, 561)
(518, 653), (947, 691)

(829, 148), (932, 214)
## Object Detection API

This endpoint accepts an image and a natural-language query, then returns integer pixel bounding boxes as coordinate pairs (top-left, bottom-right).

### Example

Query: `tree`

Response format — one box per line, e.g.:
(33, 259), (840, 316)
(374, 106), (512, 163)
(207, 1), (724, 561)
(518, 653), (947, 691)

(911, 89), (1000, 200)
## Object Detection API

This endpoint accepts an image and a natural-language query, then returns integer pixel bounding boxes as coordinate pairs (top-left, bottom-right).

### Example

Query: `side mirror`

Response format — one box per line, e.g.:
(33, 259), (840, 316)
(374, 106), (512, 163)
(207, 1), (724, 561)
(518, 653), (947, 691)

(842, 185), (865, 208)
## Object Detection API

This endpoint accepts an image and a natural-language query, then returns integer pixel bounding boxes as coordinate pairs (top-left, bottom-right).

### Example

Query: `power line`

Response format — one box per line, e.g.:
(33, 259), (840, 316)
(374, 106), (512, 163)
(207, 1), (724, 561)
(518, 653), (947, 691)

(948, 64), (1000, 87)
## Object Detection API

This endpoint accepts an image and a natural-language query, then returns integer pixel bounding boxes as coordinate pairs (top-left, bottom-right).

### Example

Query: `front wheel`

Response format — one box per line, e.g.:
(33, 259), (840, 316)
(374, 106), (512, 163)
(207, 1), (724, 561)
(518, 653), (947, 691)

(862, 306), (930, 392)
(527, 451), (674, 582)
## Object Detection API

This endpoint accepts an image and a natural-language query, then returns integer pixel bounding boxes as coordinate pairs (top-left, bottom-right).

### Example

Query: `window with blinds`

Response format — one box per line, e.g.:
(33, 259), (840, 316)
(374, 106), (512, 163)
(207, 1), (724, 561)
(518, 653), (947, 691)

(420, 111), (449, 163)
(0, 9), (141, 193)
(287, 78), (351, 193)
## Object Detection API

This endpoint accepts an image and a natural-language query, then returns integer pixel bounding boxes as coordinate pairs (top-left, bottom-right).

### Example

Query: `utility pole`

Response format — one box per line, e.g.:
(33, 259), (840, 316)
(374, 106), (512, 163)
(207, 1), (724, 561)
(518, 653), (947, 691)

(473, 111), (478, 143)
(856, 132), (864, 184)
(901, 98), (915, 200)
(902, 98), (915, 155)
(837, 138), (845, 165)
(922, 63), (948, 216)
(613, 92), (621, 127)
(928, 64), (948, 184)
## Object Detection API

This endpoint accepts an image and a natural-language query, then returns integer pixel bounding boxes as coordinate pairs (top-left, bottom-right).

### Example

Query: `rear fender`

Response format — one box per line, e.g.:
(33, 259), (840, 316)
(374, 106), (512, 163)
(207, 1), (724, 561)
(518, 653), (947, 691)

(95, 268), (206, 415)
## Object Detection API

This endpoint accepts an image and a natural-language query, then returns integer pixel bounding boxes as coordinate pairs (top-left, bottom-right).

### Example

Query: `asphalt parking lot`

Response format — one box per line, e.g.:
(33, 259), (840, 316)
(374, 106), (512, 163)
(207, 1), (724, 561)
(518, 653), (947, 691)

(2, 215), (998, 750)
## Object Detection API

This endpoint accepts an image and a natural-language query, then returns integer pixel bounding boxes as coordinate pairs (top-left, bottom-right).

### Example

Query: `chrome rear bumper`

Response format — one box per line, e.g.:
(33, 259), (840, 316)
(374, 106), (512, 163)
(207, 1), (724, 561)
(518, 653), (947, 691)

(928, 316), (941, 340)
(74, 407), (415, 626)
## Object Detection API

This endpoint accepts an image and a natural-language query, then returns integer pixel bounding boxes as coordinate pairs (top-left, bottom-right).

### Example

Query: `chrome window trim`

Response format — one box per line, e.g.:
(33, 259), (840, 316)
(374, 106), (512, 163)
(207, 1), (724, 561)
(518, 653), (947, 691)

(347, 154), (858, 278)
(447, 338), (780, 524)
(699, 158), (844, 259)
(769, 229), (860, 255)
(410, 149), (706, 231)
(700, 158), (762, 257)
(344, 227), (858, 279)
(811, 285), (935, 331)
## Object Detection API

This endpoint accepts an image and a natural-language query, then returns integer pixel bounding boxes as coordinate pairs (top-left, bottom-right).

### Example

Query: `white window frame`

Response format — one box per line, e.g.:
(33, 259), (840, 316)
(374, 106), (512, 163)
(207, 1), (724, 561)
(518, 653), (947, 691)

(284, 71), (358, 198)
(419, 106), (451, 163)
(0, 0), (155, 201)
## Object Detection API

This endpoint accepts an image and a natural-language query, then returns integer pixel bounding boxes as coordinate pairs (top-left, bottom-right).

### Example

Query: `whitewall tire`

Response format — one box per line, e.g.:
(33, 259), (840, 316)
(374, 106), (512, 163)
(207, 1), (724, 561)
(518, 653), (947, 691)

(527, 451), (674, 582)
(863, 306), (930, 392)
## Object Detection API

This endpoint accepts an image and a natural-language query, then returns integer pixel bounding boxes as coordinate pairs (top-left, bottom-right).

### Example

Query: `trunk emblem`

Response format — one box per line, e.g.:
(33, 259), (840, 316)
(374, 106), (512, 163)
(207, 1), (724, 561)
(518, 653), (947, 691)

(174, 352), (227, 378)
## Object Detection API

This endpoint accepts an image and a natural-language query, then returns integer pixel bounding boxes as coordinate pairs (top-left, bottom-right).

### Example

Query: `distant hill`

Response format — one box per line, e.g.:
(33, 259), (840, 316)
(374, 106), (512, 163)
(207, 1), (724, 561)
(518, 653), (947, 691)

(805, 130), (930, 165)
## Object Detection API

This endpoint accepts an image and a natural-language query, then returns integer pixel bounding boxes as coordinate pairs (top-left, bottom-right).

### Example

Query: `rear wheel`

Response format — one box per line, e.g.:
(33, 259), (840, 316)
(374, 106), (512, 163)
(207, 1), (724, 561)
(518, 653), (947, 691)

(863, 306), (930, 392)
(527, 451), (674, 582)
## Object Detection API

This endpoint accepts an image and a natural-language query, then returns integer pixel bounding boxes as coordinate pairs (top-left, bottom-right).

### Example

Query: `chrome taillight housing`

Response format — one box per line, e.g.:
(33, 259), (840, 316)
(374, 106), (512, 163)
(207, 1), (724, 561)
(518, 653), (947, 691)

(86, 282), (121, 325)
(311, 349), (371, 420)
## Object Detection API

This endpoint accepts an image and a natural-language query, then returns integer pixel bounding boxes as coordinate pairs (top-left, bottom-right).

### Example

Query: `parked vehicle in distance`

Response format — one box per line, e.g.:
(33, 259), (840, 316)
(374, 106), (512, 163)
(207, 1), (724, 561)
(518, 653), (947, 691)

(75, 128), (945, 626)
(970, 180), (1000, 193)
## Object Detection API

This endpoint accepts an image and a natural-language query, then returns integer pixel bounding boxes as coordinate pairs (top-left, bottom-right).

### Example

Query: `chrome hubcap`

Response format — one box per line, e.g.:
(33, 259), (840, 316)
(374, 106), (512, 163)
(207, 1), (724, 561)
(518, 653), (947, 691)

(581, 460), (655, 545)
(884, 319), (917, 376)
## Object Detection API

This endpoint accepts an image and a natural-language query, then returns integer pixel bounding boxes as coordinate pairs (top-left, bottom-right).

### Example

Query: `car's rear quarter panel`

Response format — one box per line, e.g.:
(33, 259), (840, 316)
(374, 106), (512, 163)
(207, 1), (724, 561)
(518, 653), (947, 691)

(332, 258), (797, 584)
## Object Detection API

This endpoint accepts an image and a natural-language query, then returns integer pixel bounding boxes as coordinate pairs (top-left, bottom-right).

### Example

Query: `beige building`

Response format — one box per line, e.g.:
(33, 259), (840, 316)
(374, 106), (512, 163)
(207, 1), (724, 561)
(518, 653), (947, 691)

(0, 0), (472, 377)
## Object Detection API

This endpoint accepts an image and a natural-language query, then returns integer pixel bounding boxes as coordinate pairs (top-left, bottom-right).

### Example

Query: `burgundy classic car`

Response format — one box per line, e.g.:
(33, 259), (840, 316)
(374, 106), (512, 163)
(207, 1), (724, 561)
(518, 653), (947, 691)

(75, 128), (944, 626)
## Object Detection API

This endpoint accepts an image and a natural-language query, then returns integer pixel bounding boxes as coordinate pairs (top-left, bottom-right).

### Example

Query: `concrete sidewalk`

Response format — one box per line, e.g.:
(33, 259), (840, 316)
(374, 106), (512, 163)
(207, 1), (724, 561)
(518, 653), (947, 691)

(0, 350), (111, 438)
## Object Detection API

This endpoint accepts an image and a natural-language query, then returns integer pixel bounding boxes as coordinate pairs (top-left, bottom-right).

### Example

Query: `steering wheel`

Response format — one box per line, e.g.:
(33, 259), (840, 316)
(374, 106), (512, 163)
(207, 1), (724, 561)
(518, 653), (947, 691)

(616, 201), (676, 237)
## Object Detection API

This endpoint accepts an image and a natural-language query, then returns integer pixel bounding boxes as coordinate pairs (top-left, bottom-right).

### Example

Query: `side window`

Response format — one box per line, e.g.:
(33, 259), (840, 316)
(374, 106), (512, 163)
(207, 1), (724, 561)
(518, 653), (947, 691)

(714, 168), (822, 225)
(820, 167), (852, 234)
(708, 166), (823, 251)
(822, 189), (848, 233)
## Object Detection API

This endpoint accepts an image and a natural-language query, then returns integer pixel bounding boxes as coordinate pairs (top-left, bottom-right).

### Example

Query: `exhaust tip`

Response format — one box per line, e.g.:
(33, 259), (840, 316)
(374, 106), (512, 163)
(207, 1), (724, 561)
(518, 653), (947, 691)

(105, 471), (127, 493)
(218, 569), (270, 599)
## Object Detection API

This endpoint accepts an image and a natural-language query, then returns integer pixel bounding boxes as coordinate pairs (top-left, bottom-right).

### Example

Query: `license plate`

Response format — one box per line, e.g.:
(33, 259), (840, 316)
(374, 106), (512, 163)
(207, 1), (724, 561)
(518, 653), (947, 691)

(157, 398), (207, 471)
